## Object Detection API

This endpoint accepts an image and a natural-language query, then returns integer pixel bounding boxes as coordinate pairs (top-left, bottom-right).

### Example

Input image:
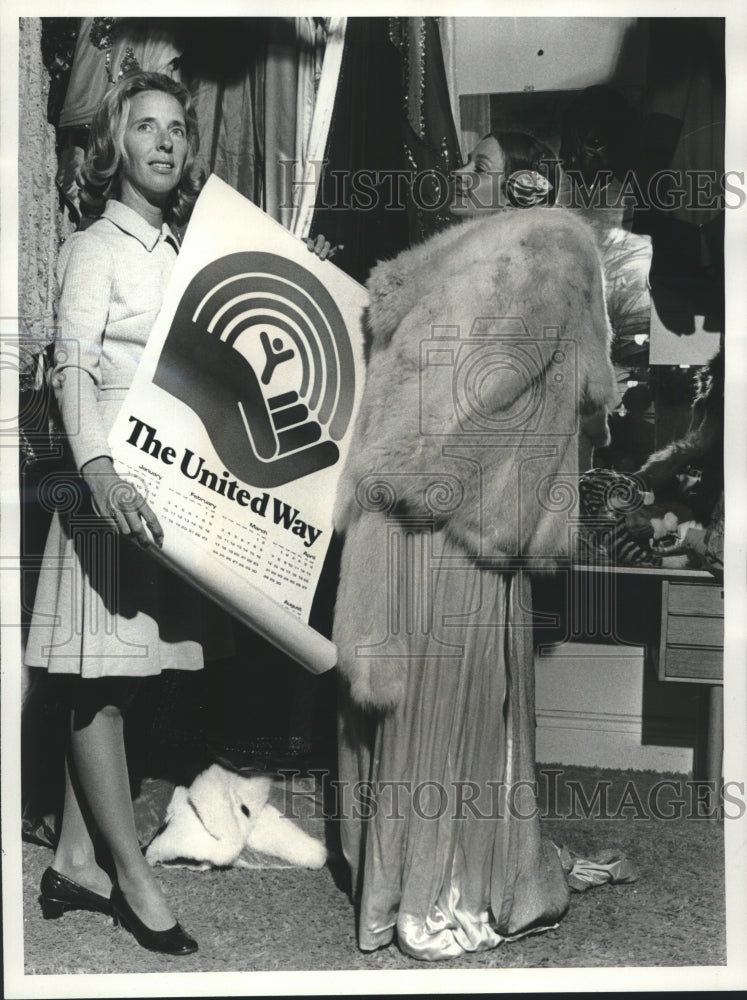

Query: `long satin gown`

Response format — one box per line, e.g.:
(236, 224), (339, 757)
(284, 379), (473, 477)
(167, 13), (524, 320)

(336, 514), (570, 960)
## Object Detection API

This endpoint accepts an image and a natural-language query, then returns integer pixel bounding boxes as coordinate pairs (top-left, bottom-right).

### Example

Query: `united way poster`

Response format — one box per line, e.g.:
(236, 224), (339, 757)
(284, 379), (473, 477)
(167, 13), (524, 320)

(107, 176), (368, 673)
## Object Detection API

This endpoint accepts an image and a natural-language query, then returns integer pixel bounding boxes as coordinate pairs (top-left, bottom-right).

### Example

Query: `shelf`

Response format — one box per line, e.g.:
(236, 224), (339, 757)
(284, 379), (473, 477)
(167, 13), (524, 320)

(572, 563), (715, 579)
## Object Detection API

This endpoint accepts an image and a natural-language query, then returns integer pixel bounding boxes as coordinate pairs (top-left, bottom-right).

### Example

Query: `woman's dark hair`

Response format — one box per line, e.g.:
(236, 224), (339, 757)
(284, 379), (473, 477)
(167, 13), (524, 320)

(488, 129), (560, 206)
(559, 85), (639, 183)
(78, 71), (203, 226)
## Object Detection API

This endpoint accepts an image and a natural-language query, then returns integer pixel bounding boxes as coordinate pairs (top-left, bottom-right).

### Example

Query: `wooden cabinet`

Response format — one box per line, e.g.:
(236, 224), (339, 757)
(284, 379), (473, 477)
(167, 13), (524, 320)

(658, 580), (724, 684)
(557, 568), (724, 791)
(657, 579), (723, 797)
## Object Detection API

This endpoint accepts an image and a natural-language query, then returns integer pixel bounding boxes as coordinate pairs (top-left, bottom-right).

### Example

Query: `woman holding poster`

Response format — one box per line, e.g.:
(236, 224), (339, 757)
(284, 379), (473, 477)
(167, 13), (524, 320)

(333, 132), (619, 959)
(25, 71), (208, 956)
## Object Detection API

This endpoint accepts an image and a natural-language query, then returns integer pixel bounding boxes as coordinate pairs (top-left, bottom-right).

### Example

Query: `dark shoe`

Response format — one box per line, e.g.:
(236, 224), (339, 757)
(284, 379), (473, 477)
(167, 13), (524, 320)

(110, 884), (198, 956)
(39, 866), (112, 920)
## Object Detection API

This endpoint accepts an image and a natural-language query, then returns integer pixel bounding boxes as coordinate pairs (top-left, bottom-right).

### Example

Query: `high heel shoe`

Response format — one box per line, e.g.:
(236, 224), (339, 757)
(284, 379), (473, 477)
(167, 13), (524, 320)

(110, 884), (198, 956)
(39, 867), (112, 920)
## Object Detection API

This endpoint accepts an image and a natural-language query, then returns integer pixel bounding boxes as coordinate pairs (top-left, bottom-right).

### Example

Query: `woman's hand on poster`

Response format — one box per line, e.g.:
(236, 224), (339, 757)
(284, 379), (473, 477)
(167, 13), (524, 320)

(81, 455), (164, 548)
(304, 234), (344, 261)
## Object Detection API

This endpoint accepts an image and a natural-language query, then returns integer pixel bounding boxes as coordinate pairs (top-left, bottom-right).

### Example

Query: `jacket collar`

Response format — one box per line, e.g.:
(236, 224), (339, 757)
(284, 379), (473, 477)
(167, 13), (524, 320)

(101, 199), (178, 253)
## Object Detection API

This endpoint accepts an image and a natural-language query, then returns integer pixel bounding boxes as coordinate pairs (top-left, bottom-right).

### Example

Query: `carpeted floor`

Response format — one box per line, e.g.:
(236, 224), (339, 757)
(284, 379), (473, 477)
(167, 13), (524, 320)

(19, 765), (726, 975)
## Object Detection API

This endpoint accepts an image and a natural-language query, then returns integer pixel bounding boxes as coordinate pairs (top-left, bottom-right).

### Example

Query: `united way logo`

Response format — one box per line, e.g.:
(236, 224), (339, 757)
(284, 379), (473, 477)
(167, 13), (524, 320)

(153, 252), (356, 488)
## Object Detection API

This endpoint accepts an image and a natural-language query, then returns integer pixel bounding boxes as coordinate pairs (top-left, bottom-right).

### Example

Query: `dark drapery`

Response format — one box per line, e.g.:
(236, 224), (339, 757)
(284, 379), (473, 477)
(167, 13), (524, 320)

(633, 17), (725, 333)
(310, 17), (461, 285)
(179, 19), (266, 209)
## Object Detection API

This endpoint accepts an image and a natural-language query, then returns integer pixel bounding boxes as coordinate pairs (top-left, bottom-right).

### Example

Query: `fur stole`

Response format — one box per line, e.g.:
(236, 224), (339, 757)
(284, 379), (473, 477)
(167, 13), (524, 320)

(333, 208), (617, 710)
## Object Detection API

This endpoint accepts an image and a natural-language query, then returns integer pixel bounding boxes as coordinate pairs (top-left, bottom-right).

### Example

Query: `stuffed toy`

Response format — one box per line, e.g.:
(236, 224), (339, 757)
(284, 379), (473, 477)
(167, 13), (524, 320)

(145, 764), (327, 870)
(576, 467), (701, 568)
(625, 506), (704, 569)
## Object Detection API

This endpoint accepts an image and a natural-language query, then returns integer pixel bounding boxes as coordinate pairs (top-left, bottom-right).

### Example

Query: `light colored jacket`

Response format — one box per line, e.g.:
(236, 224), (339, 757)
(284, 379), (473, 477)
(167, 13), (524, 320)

(53, 199), (179, 470)
(335, 207), (617, 566)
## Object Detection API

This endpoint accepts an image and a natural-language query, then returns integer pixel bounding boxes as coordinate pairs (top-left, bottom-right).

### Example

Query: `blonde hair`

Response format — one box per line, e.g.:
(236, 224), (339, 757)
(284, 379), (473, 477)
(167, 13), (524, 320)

(78, 71), (203, 226)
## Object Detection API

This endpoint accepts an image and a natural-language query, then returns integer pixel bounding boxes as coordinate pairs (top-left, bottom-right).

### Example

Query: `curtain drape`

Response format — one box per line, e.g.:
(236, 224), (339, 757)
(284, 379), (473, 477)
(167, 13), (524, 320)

(262, 18), (305, 225)
(290, 17), (346, 238)
(389, 16), (462, 244)
(635, 17), (724, 335)
(263, 17), (329, 227)
(309, 16), (462, 285)
(183, 21), (265, 209)
(437, 17), (461, 157)
(183, 17), (334, 228)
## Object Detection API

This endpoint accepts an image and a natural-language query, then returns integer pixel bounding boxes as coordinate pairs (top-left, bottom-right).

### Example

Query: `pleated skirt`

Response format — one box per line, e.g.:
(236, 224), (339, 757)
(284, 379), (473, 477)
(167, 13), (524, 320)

(336, 517), (569, 960)
(25, 492), (218, 678)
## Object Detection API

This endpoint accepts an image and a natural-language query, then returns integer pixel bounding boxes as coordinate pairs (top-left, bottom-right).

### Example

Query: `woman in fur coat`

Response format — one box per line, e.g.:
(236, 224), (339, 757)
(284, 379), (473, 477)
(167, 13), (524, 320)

(332, 131), (618, 959)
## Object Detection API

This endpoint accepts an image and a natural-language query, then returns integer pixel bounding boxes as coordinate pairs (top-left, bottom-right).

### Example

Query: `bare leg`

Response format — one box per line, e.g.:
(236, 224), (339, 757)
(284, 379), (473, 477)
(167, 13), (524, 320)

(69, 685), (176, 931)
(51, 750), (111, 898)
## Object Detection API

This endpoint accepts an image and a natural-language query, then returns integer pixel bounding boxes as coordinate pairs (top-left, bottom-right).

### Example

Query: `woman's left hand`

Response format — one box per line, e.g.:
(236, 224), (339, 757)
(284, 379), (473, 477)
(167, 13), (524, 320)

(305, 234), (344, 261)
(82, 455), (164, 549)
